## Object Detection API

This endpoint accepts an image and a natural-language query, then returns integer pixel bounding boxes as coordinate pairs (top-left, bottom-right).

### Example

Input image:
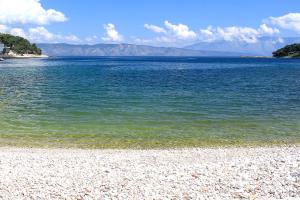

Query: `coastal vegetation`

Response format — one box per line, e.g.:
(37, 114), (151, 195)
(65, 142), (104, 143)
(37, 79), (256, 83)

(272, 43), (300, 58)
(0, 33), (42, 55)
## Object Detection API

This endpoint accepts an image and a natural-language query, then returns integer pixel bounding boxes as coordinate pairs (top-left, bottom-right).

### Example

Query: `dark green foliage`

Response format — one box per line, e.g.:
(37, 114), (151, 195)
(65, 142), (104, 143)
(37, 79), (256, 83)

(0, 33), (42, 55)
(272, 43), (300, 58)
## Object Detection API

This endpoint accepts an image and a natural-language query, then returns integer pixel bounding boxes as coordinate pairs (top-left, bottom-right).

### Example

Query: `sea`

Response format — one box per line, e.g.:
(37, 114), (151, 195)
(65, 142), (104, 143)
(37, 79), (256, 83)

(0, 57), (299, 148)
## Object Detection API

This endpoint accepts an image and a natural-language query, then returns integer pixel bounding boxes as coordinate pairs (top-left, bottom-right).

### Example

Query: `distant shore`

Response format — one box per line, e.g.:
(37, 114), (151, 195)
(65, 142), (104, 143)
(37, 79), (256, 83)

(0, 146), (298, 199)
(1, 54), (48, 59)
(240, 56), (273, 58)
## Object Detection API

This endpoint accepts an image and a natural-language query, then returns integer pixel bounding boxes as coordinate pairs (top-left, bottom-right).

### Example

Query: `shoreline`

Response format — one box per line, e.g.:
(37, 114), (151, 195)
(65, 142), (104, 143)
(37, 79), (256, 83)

(3, 144), (298, 149)
(0, 144), (299, 152)
(0, 143), (298, 150)
(1, 54), (48, 59)
(0, 146), (299, 199)
(0, 135), (299, 149)
(0, 142), (299, 150)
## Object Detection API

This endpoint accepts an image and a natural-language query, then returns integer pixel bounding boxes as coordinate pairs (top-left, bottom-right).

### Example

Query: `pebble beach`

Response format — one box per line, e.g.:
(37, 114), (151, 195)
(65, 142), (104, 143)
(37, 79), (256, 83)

(0, 146), (299, 199)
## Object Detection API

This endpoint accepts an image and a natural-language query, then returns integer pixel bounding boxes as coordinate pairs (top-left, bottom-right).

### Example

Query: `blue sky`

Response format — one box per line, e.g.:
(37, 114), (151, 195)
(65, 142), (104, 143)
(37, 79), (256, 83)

(1, 0), (300, 46)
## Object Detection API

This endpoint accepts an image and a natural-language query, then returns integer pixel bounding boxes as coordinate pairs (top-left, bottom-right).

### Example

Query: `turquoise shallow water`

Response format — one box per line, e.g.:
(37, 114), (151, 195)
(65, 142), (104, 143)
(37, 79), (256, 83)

(0, 57), (299, 148)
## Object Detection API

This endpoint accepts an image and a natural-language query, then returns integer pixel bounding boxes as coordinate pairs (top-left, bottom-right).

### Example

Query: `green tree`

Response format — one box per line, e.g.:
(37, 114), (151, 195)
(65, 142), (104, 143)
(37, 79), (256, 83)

(0, 33), (42, 55)
(273, 43), (300, 58)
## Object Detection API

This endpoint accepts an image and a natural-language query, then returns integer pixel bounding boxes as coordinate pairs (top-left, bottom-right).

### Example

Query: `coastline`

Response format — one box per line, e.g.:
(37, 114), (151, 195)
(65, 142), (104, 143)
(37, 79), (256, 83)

(0, 135), (299, 149)
(0, 146), (299, 199)
(1, 54), (48, 59)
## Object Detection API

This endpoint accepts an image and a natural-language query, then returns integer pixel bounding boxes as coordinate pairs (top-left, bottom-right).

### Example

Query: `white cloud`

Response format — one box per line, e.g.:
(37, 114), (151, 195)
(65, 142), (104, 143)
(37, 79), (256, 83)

(143, 21), (197, 46)
(199, 24), (279, 43)
(0, 0), (67, 25)
(85, 35), (98, 43)
(143, 17), (284, 46)
(199, 26), (214, 39)
(200, 26), (258, 43)
(102, 23), (123, 42)
(9, 28), (27, 38)
(164, 20), (197, 40)
(269, 13), (300, 33)
(0, 24), (8, 32)
(259, 24), (279, 35)
(64, 35), (80, 42)
(28, 27), (56, 41)
(134, 38), (153, 44)
(144, 24), (166, 34)
(218, 27), (259, 43)
(276, 37), (284, 44)
(0, 25), (80, 43)
(144, 21), (197, 40)
(28, 27), (80, 43)
(199, 26), (218, 42)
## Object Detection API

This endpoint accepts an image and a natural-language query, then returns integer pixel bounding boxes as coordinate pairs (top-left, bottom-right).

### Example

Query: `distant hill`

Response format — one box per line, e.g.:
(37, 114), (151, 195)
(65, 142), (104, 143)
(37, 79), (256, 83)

(38, 43), (246, 57)
(273, 43), (300, 58)
(186, 37), (300, 56)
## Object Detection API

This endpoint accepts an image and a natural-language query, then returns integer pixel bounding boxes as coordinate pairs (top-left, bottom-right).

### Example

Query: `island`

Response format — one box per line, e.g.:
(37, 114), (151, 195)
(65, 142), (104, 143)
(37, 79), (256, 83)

(0, 33), (47, 58)
(272, 43), (300, 58)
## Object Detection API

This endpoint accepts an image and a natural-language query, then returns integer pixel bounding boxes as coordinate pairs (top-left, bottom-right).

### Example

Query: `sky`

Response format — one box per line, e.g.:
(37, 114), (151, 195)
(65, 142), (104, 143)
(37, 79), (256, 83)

(0, 0), (300, 46)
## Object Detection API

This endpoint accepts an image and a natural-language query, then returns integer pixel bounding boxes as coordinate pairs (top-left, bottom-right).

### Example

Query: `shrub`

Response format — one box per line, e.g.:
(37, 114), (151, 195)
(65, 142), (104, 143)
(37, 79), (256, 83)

(0, 33), (42, 55)
(272, 43), (300, 58)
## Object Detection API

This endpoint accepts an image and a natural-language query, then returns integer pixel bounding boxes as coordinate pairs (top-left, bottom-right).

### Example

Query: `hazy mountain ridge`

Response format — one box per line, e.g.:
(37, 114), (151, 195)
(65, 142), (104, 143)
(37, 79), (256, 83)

(38, 38), (300, 57)
(38, 43), (246, 57)
(186, 37), (300, 56)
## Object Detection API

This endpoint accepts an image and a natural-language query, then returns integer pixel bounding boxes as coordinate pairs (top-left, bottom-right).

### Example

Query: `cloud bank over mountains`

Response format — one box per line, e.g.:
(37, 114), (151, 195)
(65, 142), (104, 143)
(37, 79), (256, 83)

(198, 24), (279, 44)
(135, 13), (300, 47)
(140, 21), (279, 46)
(0, 0), (299, 47)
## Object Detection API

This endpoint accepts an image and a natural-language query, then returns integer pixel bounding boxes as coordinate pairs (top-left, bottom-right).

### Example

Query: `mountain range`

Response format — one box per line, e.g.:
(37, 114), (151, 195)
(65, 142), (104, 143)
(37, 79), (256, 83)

(38, 43), (245, 57)
(38, 37), (300, 57)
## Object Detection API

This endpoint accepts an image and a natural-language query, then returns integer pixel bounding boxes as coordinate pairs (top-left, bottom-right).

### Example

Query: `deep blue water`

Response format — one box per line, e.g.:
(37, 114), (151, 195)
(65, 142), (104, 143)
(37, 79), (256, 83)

(0, 57), (299, 147)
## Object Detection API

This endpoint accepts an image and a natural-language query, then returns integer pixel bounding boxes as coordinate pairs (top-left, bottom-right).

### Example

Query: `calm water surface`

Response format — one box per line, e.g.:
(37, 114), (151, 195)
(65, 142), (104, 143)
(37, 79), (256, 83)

(0, 57), (299, 147)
